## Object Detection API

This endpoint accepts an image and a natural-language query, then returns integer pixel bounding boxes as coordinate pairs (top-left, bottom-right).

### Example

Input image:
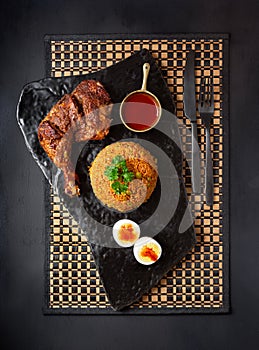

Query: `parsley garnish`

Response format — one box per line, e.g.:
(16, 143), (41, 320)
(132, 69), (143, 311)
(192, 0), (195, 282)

(122, 169), (134, 183)
(111, 155), (125, 166)
(104, 155), (134, 194)
(104, 165), (119, 181)
(111, 181), (128, 194)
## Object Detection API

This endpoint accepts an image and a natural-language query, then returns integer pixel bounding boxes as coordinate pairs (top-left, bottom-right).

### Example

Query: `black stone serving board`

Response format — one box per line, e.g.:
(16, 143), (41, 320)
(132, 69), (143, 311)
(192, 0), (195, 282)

(17, 49), (196, 310)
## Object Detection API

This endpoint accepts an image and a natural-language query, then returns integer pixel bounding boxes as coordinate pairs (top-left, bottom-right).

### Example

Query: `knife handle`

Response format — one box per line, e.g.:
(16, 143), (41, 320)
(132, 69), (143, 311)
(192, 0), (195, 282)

(191, 122), (201, 194)
(205, 126), (213, 206)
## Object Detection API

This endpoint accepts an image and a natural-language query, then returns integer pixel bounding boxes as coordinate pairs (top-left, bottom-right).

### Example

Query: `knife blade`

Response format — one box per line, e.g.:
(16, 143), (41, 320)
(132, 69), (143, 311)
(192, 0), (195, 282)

(183, 50), (201, 194)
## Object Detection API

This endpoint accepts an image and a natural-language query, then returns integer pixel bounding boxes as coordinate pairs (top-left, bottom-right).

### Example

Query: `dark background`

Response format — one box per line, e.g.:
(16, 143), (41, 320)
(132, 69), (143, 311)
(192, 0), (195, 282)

(1, 0), (259, 349)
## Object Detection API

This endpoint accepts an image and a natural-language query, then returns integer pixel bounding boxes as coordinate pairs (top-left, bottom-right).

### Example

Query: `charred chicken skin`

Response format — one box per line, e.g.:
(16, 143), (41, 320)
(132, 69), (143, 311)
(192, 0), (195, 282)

(38, 80), (112, 196)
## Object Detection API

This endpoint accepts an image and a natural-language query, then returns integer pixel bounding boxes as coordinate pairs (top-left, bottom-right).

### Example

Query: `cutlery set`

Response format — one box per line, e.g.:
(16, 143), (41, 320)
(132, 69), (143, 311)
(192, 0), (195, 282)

(183, 50), (215, 206)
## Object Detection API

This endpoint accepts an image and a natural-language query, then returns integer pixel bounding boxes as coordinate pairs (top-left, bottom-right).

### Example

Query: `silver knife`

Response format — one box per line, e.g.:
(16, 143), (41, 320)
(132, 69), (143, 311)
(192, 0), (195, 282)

(183, 50), (201, 194)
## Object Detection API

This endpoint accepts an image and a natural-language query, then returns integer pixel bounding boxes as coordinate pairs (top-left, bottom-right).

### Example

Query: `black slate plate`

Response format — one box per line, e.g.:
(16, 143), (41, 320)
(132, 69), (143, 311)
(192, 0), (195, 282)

(17, 49), (196, 310)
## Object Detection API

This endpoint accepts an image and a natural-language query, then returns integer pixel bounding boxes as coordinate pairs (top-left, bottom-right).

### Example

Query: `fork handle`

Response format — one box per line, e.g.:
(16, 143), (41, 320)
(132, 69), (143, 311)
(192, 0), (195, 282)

(205, 126), (213, 206)
(191, 122), (201, 194)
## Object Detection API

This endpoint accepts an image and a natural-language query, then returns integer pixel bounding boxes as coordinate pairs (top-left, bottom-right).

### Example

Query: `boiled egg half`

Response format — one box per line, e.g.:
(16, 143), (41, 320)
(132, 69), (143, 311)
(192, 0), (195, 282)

(112, 219), (140, 247)
(133, 236), (162, 265)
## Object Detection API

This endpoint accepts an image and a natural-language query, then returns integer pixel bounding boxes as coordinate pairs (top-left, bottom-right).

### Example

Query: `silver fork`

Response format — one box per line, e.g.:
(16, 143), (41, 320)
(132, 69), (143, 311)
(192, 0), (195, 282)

(198, 77), (214, 206)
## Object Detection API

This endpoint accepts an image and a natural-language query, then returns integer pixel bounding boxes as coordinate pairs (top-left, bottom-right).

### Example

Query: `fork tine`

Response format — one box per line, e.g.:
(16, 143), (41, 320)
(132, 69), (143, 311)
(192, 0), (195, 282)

(210, 77), (214, 107)
(199, 77), (205, 105)
(205, 77), (210, 103)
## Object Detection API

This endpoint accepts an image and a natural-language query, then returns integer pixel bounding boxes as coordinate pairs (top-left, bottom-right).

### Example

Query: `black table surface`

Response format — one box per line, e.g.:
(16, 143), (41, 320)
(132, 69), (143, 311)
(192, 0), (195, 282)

(1, 0), (259, 349)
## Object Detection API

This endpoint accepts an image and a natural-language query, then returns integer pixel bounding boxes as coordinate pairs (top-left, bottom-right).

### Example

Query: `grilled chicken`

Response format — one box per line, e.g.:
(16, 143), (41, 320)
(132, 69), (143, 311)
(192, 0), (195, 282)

(38, 80), (112, 196)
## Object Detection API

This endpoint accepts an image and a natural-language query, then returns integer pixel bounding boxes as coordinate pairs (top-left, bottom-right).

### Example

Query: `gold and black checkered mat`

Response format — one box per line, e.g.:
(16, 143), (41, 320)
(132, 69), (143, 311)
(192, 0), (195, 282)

(44, 34), (229, 314)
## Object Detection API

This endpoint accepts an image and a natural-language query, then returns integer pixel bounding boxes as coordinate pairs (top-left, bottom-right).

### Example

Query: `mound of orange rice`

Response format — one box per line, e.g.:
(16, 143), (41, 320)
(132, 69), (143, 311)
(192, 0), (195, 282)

(89, 141), (158, 213)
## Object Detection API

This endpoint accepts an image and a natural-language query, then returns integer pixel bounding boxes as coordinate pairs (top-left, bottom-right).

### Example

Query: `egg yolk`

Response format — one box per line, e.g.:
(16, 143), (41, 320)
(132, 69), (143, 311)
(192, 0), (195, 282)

(118, 224), (138, 243)
(139, 243), (160, 262)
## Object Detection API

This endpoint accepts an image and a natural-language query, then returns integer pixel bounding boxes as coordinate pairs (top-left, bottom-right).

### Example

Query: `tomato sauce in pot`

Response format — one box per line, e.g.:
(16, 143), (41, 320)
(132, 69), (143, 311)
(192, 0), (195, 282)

(121, 92), (160, 131)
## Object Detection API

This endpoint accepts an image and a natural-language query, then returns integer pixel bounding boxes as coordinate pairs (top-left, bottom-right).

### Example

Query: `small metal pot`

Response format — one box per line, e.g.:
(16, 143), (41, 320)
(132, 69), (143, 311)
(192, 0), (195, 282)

(120, 63), (162, 132)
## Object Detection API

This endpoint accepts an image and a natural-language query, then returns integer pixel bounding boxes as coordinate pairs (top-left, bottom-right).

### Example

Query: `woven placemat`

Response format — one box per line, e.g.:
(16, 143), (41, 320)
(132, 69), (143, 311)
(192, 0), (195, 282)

(44, 34), (229, 314)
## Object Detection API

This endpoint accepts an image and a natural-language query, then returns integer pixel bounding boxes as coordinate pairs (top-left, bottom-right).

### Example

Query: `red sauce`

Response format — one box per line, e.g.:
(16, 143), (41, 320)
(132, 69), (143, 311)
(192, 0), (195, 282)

(140, 246), (158, 261)
(121, 92), (160, 131)
(118, 224), (138, 243)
